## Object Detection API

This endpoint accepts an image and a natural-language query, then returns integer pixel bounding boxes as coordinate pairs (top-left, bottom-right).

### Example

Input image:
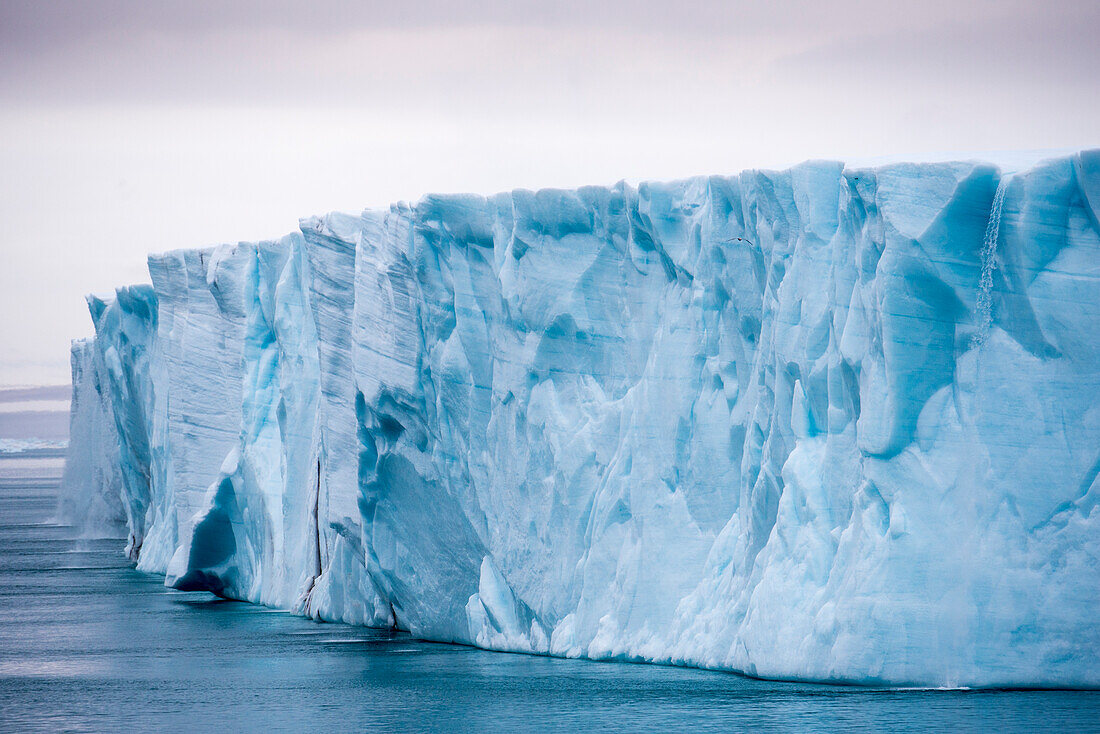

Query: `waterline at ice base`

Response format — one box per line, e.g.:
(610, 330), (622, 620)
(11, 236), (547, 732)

(62, 152), (1100, 688)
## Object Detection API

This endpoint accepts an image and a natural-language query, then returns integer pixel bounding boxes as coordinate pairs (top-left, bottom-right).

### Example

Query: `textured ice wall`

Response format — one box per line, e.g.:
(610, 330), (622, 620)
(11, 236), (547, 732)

(64, 152), (1100, 687)
(59, 339), (126, 535)
(61, 287), (159, 549)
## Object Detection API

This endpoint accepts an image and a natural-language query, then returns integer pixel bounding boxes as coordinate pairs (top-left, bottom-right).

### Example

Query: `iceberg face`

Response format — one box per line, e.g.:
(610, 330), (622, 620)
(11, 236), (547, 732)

(61, 288), (159, 550)
(59, 339), (126, 535)
(62, 152), (1100, 687)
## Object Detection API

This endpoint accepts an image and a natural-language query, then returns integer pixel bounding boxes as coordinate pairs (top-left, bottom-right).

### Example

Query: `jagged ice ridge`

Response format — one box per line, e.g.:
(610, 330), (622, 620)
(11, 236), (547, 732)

(62, 153), (1100, 687)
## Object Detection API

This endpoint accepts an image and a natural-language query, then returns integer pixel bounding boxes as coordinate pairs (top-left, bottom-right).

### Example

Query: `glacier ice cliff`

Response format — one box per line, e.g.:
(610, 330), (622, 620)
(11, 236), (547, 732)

(62, 152), (1100, 687)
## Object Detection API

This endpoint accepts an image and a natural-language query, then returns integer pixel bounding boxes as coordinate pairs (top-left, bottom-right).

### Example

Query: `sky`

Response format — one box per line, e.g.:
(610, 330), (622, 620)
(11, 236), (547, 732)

(1, 0), (1097, 386)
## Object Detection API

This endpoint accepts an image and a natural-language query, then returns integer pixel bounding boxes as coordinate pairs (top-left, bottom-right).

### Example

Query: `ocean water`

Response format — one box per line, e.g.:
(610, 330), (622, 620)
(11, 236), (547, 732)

(2, 464), (1098, 733)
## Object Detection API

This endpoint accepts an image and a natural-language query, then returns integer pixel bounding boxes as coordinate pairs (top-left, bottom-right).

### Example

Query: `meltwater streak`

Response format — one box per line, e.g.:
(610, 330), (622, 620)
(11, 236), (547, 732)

(972, 175), (1011, 348)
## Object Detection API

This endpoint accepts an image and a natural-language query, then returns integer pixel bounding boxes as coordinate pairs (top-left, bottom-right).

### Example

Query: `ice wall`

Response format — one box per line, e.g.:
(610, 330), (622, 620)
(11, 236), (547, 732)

(63, 152), (1100, 687)
(59, 339), (126, 535)
(61, 287), (159, 549)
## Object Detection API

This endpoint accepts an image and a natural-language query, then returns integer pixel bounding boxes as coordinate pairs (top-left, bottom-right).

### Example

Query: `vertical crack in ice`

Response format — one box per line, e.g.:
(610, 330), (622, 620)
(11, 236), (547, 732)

(313, 458), (322, 578)
(301, 458), (323, 615)
(971, 176), (1010, 348)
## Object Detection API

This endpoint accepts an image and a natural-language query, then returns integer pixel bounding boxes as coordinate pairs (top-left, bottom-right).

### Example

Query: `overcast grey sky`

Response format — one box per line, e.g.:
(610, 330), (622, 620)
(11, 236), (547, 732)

(1, 0), (1097, 385)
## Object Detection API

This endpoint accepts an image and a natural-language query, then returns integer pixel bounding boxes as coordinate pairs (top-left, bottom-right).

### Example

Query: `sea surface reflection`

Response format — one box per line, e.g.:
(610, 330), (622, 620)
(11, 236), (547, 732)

(2, 467), (1098, 732)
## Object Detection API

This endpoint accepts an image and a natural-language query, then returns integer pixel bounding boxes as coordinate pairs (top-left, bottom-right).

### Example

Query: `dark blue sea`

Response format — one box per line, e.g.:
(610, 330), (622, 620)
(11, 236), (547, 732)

(2, 459), (1098, 733)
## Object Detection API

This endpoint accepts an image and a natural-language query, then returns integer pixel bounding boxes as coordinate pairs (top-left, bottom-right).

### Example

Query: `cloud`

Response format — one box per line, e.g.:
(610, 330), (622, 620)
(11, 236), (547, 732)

(770, 6), (1100, 88)
(2, 0), (1095, 110)
(0, 0), (1096, 384)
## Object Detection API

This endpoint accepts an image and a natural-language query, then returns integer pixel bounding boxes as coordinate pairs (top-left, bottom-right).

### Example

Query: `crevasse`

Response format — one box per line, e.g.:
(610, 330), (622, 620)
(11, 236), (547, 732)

(62, 153), (1100, 687)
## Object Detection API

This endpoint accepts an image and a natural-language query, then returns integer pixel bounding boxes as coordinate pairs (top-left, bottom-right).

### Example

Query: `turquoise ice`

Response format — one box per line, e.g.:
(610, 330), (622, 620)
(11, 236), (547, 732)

(63, 152), (1100, 687)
